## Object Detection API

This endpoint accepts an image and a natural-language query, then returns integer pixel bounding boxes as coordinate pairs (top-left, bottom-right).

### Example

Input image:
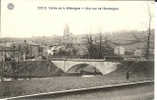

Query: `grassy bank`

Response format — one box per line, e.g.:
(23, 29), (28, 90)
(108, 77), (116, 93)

(0, 60), (63, 78)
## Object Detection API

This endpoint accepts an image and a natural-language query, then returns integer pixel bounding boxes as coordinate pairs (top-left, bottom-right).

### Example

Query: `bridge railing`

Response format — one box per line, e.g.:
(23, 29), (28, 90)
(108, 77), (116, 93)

(51, 58), (105, 62)
(51, 57), (154, 62)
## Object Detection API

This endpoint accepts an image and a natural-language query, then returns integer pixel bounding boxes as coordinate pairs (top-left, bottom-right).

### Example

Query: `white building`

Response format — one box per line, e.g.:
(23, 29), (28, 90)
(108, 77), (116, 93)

(114, 46), (125, 55)
(134, 49), (142, 57)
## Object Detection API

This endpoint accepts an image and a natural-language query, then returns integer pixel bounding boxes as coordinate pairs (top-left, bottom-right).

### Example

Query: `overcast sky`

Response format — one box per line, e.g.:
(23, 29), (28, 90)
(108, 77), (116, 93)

(1, 0), (155, 38)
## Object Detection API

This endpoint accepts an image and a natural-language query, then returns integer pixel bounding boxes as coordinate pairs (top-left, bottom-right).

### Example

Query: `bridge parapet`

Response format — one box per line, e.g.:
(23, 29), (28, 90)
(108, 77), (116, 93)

(51, 58), (105, 62)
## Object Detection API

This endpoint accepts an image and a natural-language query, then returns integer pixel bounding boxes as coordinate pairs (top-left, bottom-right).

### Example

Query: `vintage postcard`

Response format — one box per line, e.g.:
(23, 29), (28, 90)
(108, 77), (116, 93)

(0, 0), (155, 100)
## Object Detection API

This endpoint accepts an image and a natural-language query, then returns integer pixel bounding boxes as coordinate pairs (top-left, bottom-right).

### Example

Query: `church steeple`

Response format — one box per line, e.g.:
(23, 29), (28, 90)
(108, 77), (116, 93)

(63, 24), (73, 47)
(64, 24), (70, 35)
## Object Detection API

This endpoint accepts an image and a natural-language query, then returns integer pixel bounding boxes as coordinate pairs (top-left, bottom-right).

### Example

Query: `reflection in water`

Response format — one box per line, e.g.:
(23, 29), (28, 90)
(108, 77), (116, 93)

(13, 83), (154, 100)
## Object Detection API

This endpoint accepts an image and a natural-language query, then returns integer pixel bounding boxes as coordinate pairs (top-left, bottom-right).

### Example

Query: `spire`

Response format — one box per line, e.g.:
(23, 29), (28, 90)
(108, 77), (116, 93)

(64, 24), (70, 35)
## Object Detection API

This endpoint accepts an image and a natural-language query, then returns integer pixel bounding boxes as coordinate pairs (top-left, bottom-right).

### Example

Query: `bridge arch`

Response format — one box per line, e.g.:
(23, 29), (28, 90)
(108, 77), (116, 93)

(52, 60), (119, 75)
(67, 63), (103, 75)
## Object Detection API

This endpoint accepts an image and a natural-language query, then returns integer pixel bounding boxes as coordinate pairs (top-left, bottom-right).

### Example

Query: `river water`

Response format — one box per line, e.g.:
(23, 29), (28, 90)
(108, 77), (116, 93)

(13, 82), (154, 100)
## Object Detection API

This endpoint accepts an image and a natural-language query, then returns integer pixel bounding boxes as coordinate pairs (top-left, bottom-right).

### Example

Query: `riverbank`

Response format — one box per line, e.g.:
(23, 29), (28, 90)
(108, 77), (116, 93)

(0, 61), (154, 99)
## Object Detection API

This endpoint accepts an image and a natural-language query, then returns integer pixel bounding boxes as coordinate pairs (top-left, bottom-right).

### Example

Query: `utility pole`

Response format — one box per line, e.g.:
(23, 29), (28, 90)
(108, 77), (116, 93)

(146, 18), (151, 59)
(99, 32), (102, 59)
(145, 4), (152, 59)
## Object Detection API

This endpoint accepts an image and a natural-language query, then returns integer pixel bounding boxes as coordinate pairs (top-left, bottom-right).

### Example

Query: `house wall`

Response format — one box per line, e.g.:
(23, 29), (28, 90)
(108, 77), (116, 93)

(114, 46), (125, 55)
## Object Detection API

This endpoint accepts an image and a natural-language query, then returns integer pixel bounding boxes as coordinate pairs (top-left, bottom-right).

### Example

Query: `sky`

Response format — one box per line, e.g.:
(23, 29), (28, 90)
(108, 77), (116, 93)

(0, 0), (155, 38)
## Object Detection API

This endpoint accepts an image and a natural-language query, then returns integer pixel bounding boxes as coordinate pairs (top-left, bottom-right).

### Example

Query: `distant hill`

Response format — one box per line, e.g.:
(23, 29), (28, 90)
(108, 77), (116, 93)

(106, 30), (154, 55)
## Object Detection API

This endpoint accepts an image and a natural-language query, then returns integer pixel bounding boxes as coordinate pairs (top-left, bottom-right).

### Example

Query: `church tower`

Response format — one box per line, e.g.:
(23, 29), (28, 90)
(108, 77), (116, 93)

(64, 24), (70, 35)
(63, 24), (73, 47)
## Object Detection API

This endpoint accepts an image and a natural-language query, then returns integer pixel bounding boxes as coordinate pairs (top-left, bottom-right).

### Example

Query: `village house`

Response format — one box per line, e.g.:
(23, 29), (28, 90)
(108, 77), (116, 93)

(114, 46), (125, 56)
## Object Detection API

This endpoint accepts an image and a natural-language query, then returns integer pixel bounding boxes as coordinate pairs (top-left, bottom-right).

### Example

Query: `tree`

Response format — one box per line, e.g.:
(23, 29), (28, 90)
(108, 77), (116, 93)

(86, 34), (99, 59)
(86, 34), (95, 58)
(86, 33), (113, 59)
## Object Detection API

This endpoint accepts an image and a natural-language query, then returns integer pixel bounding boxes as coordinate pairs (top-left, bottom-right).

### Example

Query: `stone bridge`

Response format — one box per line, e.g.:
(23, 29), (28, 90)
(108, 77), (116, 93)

(51, 59), (120, 75)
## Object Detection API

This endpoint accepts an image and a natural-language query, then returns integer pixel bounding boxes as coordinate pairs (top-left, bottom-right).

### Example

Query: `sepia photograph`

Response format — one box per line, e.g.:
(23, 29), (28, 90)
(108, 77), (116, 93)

(0, 0), (155, 100)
